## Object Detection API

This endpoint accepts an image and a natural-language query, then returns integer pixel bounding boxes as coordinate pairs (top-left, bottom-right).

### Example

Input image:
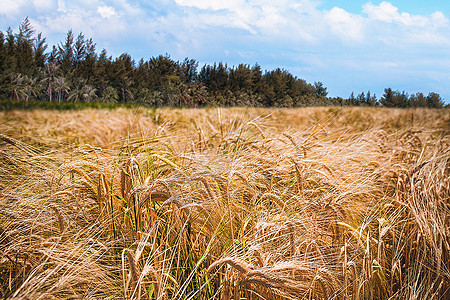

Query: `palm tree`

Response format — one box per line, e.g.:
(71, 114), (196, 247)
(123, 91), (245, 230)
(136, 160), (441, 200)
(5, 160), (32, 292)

(68, 80), (97, 102)
(54, 76), (69, 102)
(82, 84), (97, 102)
(22, 75), (39, 101)
(102, 86), (119, 103)
(12, 73), (24, 100)
(45, 62), (58, 101)
(12, 73), (40, 101)
(68, 81), (83, 102)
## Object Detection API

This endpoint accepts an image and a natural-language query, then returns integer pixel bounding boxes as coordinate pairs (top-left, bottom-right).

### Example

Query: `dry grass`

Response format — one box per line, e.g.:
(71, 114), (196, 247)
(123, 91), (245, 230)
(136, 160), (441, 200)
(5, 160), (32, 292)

(0, 106), (449, 299)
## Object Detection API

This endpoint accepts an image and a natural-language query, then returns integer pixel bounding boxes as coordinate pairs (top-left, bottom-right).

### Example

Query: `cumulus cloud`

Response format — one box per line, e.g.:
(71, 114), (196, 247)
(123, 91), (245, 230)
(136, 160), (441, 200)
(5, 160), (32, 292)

(172, 0), (450, 46)
(363, 1), (449, 28)
(431, 11), (450, 27)
(2, 0), (448, 53)
(326, 7), (365, 42)
(2, 0), (450, 61)
(172, 0), (325, 44)
(98, 5), (116, 19)
(360, 1), (450, 46)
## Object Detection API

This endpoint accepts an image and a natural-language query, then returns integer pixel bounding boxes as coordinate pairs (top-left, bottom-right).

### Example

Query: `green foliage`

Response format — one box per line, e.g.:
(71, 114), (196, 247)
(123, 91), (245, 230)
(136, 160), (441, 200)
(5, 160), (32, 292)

(101, 86), (119, 102)
(379, 88), (444, 108)
(314, 81), (328, 97)
(0, 99), (141, 110)
(0, 18), (446, 108)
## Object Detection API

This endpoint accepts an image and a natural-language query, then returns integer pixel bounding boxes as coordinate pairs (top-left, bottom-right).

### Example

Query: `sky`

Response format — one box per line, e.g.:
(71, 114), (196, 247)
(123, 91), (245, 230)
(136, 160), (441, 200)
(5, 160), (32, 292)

(1, 0), (450, 103)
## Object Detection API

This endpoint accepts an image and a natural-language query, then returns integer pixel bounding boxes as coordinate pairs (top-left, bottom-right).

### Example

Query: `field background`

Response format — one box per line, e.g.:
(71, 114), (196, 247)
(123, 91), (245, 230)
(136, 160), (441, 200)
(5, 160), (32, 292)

(1, 107), (449, 299)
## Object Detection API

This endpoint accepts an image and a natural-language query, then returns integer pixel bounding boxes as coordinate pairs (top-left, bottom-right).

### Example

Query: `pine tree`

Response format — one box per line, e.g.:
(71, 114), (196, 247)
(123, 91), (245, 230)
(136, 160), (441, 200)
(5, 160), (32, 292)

(380, 88), (395, 107)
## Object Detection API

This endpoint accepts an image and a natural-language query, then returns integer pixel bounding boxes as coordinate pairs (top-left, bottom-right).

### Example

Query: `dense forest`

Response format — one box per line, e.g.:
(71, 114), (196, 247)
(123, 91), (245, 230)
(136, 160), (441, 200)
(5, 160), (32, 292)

(0, 18), (446, 108)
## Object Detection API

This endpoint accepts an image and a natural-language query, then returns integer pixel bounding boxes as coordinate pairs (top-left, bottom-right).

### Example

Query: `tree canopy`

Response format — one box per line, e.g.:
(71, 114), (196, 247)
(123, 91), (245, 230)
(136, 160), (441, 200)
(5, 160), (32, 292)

(0, 19), (446, 108)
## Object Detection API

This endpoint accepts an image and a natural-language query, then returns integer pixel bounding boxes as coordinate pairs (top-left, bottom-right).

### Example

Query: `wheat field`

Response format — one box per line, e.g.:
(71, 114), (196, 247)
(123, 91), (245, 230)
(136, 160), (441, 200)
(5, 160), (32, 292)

(0, 107), (449, 299)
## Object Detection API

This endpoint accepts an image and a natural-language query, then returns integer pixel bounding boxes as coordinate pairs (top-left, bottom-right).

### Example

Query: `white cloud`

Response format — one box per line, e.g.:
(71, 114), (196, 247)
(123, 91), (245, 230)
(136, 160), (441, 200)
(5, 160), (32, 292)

(3, 0), (450, 61)
(431, 11), (449, 27)
(165, 0), (450, 51)
(175, 0), (242, 11)
(32, 0), (55, 12)
(326, 7), (365, 41)
(98, 5), (116, 19)
(363, 2), (399, 22)
(57, 0), (66, 12)
(40, 11), (86, 34)
(359, 1), (450, 46)
(363, 1), (449, 28)
(173, 0), (324, 43)
(0, 0), (28, 15)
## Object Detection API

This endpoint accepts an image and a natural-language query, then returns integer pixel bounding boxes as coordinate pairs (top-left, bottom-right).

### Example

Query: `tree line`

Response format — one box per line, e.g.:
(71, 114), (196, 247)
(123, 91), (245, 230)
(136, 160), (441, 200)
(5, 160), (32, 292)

(342, 88), (445, 108)
(0, 18), (446, 108)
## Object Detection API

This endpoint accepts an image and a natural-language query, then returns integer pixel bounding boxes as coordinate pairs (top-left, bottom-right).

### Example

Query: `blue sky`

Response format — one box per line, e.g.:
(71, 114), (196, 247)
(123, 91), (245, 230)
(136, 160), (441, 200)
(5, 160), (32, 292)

(1, 0), (450, 103)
